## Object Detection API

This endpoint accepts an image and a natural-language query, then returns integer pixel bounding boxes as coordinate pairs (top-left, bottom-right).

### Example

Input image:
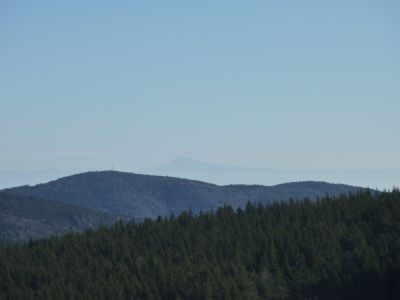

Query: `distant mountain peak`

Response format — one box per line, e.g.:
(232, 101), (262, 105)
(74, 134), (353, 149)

(170, 156), (200, 165)
(173, 156), (195, 161)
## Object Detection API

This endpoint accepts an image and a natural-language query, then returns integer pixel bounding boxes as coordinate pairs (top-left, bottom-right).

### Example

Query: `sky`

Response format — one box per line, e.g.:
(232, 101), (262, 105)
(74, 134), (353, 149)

(1, 1), (399, 178)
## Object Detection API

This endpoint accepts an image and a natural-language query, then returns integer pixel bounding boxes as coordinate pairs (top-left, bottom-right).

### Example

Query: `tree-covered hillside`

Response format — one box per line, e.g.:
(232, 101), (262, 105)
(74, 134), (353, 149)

(8, 171), (366, 219)
(0, 192), (124, 244)
(1, 190), (399, 299)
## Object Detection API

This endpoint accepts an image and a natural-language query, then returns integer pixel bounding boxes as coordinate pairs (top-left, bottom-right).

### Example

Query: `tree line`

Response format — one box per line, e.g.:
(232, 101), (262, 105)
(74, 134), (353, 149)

(1, 190), (399, 299)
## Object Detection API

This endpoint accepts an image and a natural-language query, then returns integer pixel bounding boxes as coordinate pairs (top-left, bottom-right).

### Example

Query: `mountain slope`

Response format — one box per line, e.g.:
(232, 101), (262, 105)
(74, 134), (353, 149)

(0, 192), (124, 244)
(0, 169), (77, 190)
(7, 171), (367, 219)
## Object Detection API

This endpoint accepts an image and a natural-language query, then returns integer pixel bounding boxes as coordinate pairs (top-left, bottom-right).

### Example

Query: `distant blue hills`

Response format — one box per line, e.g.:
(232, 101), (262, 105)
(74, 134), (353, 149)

(1, 170), (369, 243)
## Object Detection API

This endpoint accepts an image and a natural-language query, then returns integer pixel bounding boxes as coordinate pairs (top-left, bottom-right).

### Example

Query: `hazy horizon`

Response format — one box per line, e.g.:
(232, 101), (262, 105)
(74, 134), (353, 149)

(1, 156), (399, 190)
(1, 1), (399, 187)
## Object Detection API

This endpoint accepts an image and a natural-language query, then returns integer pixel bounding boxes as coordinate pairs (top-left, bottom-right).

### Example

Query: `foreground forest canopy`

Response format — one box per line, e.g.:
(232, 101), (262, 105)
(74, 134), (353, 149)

(1, 190), (400, 299)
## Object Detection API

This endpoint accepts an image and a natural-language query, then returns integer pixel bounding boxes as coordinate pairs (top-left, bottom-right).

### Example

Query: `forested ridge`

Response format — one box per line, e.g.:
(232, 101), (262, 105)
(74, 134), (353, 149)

(7, 171), (365, 219)
(1, 190), (399, 299)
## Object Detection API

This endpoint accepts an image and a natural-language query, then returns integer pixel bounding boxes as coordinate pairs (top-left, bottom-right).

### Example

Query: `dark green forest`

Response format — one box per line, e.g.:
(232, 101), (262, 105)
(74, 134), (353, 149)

(1, 190), (400, 299)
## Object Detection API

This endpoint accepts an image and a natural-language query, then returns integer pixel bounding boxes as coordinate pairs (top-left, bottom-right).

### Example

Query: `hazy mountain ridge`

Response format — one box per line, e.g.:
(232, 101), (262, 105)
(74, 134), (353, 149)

(0, 191), (125, 244)
(8, 171), (367, 220)
(2, 171), (368, 243)
(0, 169), (78, 189)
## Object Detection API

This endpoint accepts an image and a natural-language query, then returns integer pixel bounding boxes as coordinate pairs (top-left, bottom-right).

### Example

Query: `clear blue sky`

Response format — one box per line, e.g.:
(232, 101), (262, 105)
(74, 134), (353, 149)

(1, 0), (399, 172)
